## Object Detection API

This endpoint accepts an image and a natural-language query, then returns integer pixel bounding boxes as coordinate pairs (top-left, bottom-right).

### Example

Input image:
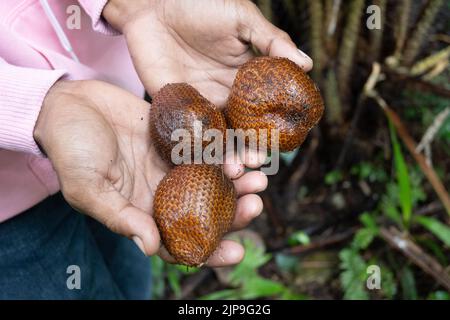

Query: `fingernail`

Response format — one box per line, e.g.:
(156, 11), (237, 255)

(298, 48), (312, 61)
(132, 236), (146, 255)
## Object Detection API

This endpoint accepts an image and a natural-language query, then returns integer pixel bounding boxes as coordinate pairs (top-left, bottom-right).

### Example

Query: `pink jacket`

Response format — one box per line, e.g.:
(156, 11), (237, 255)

(0, 0), (144, 222)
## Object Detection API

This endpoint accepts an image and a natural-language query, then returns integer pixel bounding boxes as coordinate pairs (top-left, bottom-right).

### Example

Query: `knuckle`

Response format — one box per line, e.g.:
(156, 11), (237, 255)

(277, 30), (291, 41)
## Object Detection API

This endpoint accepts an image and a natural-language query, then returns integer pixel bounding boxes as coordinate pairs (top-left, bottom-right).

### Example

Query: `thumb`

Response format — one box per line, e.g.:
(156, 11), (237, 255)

(240, 3), (313, 71)
(62, 178), (160, 256)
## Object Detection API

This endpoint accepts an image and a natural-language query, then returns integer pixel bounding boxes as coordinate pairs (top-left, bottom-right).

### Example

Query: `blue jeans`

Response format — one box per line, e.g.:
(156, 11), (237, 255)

(0, 193), (151, 299)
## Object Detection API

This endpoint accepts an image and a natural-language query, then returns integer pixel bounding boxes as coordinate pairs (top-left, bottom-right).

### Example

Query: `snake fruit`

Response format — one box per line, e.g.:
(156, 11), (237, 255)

(153, 164), (236, 266)
(149, 83), (227, 164)
(226, 56), (324, 151)
(151, 57), (324, 266)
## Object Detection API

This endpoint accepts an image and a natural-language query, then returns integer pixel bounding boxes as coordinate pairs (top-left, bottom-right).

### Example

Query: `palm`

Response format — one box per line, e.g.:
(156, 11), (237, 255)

(125, 7), (249, 106)
(39, 80), (267, 266)
(136, 36), (251, 107)
(125, 0), (276, 107)
(43, 82), (167, 222)
(102, 126), (168, 215)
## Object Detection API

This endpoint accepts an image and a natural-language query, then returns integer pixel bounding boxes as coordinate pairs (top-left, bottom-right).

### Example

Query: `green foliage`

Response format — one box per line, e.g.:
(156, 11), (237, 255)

(350, 161), (388, 183)
(388, 119), (412, 228)
(324, 169), (344, 185)
(380, 167), (426, 229)
(340, 212), (400, 299)
(201, 240), (304, 300)
(401, 266), (418, 300)
(151, 255), (166, 299)
(415, 216), (450, 247)
(380, 264), (397, 299)
(428, 291), (450, 300)
(417, 237), (448, 265)
(403, 90), (450, 153)
(352, 228), (376, 250)
(352, 213), (378, 250)
(151, 256), (199, 299)
(339, 248), (397, 299)
(339, 248), (369, 300)
(287, 231), (311, 246)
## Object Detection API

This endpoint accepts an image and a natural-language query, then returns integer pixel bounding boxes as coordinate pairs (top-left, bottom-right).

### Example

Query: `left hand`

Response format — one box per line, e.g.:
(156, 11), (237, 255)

(34, 80), (268, 267)
(103, 0), (313, 107)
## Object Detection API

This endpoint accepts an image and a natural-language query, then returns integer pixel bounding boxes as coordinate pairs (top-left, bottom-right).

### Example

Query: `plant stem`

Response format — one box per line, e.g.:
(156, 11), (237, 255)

(337, 0), (365, 98)
(402, 0), (444, 66)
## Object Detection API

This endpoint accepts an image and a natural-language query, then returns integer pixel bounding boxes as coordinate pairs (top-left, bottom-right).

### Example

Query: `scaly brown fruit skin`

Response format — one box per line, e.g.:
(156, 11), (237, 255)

(150, 83), (227, 164)
(153, 164), (236, 267)
(225, 57), (324, 152)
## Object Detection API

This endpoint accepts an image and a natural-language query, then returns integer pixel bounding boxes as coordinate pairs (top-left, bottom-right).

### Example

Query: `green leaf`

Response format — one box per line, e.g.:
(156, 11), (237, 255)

(175, 264), (200, 274)
(381, 195), (402, 226)
(325, 170), (344, 185)
(287, 231), (311, 246)
(339, 249), (369, 300)
(352, 228), (375, 250)
(228, 239), (272, 286)
(380, 265), (397, 299)
(388, 119), (412, 228)
(240, 277), (285, 299)
(415, 216), (450, 247)
(150, 256), (166, 299)
(428, 291), (450, 300)
(360, 212), (378, 231)
(401, 267), (417, 300)
(200, 289), (238, 300)
(167, 266), (182, 299)
(350, 161), (388, 183)
(200, 239), (301, 300)
(351, 213), (378, 250)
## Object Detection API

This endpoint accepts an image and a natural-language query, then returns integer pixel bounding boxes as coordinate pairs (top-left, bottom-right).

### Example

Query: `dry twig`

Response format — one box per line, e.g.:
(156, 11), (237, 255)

(379, 227), (450, 291)
(370, 92), (450, 217)
(417, 107), (449, 153)
(283, 228), (356, 255)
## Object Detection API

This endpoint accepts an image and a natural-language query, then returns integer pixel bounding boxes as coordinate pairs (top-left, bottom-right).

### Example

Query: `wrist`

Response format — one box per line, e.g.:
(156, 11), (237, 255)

(33, 80), (84, 154)
(102, 0), (157, 32)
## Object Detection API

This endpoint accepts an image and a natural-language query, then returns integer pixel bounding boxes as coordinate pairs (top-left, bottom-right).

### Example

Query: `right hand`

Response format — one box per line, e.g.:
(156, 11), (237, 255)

(34, 80), (268, 266)
(103, 0), (313, 107)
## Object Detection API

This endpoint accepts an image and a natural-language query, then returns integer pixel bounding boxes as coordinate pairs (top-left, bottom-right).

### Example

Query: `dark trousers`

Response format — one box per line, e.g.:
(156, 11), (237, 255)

(0, 193), (151, 299)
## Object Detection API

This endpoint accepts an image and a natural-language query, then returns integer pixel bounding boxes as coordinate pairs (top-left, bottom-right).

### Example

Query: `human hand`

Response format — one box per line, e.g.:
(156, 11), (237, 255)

(103, 0), (313, 107)
(34, 80), (267, 266)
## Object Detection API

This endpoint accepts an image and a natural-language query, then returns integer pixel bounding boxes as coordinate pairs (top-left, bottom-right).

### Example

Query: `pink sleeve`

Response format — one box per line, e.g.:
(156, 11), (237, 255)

(78, 0), (120, 36)
(0, 58), (65, 156)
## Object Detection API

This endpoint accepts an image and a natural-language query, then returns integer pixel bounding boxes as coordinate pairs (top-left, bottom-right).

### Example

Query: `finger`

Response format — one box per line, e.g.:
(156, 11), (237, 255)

(233, 170), (268, 196)
(63, 178), (160, 256)
(158, 245), (176, 264)
(239, 3), (313, 71)
(205, 240), (245, 267)
(223, 150), (245, 180)
(239, 146), (267, 169)
(231, 194), (263, 230)
(158, 240), (245, 267)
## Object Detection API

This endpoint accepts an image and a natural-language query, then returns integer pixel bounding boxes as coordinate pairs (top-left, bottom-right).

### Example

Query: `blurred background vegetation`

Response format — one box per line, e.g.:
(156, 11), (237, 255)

(153, 0), (450, 300)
